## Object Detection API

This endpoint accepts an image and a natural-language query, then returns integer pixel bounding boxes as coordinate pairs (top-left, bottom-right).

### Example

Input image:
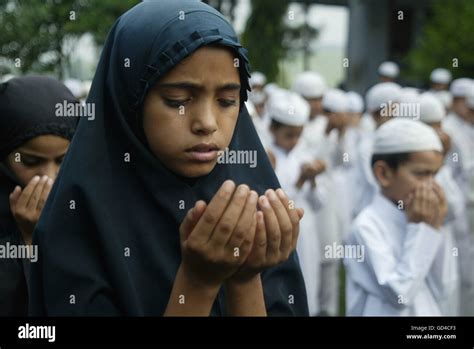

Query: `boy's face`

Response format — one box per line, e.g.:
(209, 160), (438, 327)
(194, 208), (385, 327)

(326, 111), (349, 131)
(270, 124), (304, 153)
(5, 135), (70, 187)
(143, 46), (241, 178)
(305, 97), (323, 118)
(452, 97), (469, 120)
(376, 151), (444, 204)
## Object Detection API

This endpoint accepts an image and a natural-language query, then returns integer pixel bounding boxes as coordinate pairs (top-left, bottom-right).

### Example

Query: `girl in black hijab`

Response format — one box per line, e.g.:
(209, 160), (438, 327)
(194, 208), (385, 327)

(29, 0), (309, 316)
(0, 75), (78, 315)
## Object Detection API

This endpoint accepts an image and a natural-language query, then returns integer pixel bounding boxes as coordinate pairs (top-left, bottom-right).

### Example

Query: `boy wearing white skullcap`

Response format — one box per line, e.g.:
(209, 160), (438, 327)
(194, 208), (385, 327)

(246, 72), (271, 146)
(350, 82), (403, 218)
(345, 118), (450, 316)
(444, 79), (474, 315)
(305, 88), (349, 317)
(378, 61), (399, 82)
(419, 92), (468, 315)
(292, 71), (327, 119)
(266, 90), (327, 316)
(249, 71), (267, 117)
(345, 91), (365, 150)
(430, 68), (452, 91)
(443, 79), (474, 247)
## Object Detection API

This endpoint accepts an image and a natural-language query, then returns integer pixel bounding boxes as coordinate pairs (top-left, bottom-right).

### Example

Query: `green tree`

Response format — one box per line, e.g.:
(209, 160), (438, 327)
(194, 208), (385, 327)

(242, 0), (289, 82)
(403, 0), (474, 83)
(202, 0), (238, 24)
(0, 0), (139, 78)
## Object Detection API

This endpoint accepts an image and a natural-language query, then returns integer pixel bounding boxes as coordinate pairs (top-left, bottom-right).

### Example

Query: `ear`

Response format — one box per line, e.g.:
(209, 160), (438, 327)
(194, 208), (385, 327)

(373, 161), (394, 188)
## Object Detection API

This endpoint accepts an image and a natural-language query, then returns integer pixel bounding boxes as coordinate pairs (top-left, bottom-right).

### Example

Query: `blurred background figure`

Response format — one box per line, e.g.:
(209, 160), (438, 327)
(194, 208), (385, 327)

(377, 61), (399, 83)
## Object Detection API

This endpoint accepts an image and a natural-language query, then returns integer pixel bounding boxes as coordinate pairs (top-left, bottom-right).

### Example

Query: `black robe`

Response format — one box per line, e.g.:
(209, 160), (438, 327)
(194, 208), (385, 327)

(0, 76), (78, 316)
(29, 0), (309, 316)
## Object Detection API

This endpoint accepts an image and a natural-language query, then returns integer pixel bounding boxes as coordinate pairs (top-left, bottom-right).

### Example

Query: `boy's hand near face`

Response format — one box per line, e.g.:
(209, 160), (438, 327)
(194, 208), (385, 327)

(405, 181), (447, 230)
(297, 160), (326, 189)
(9, 175), (54, 245)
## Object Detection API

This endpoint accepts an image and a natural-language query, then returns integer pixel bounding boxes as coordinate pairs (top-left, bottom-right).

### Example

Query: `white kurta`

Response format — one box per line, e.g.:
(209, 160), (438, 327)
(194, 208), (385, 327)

(301, 116), (346, 315)
(345, 193), (447, 316)
(434, 165), (464, 315)
(443, 112), (474, 315)
(350, 133), (379, 218)
(269, 143), (325, 316)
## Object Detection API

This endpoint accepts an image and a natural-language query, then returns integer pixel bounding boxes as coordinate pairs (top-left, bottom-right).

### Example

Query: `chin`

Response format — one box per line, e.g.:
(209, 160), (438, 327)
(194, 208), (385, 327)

(179, 162), (217, 179)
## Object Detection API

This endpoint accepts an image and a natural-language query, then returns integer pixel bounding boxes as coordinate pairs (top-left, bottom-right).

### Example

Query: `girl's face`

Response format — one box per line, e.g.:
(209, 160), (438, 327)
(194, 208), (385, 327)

(5, 135), (70, 187)
(143, 46), (241, 178)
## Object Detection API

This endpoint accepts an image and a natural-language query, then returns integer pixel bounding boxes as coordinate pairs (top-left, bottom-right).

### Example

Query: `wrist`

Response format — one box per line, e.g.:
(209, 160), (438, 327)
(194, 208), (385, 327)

(226, 273), (261, 288)
(178, 262), (221, 297)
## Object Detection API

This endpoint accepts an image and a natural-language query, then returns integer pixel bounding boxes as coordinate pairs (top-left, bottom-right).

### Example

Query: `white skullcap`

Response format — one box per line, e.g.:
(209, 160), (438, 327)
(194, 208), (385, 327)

(373, 119), (442, 155)
(433, 90), (453, 110)
(419, 92), (446, 123)
(268, 90), (310, 127)
(365, 82), (402, 113)
(399, 87), (420, 104)
(63, 78), (83, 98)
(81, 80), (92, 97)
(292, 71), (327, 99)
(430, 68), (452, 84)
(323, 89), (348, 113)
(346, 91), (364, 113)
(263, 83), (281, 96)
(378, 61), (399, 78)
(450, 78), (472, 97)
(0, 74), (15, 83)
(249, 72), (267, 88)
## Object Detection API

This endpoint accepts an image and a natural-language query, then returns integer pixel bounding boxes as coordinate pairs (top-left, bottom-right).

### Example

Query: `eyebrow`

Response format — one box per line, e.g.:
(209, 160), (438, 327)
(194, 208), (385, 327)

(19, 150), (67, 159)
(157, 82), (241, 92)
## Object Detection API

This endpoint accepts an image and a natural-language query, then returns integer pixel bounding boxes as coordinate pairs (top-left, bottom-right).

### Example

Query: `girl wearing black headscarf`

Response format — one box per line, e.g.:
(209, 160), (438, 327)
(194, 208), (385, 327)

(0, 75), (78, 316)
(29, 0), (309, 316)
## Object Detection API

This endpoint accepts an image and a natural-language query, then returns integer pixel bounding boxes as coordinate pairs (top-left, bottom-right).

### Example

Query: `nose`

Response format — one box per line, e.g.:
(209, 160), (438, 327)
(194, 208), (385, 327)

(190, 100), (218, 136)
(38, 162), (59, 182)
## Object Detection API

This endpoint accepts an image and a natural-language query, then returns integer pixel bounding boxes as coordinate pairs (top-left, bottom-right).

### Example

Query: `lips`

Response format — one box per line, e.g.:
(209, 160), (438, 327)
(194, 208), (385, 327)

(185, 143), (220, 162)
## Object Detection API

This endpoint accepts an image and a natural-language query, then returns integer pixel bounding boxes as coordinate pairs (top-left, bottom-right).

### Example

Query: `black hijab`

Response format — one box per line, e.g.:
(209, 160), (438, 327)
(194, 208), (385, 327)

(29, 0), (308, 316)
(0, 75), (78, 316)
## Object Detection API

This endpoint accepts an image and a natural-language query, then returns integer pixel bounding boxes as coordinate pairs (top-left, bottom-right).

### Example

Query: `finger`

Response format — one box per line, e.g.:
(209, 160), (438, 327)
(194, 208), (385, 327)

(412, 185), (422, 218)
(191, 180), (235, 243)
(296, 207), (304, 220)
(209, 184), (249, 247)
(266, 189), (292, 256)
(404, 192), (414, 209)
(252, 211), (267, 261)
(16, 176), (41, 209)
(26, 176), (49, 211)
(258, 192), (281, 261)
(9, 186), (22, 212)
(432, 182), (446, 204)
(37, 177), (54, 212)
(428, 190), (438, 225)
(238, 211), (258, 260)
(180, 200), (207, 241)
(226, 190), (257, 251)
(422, 184), (433, 217)
(275, 189), (299, 255)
